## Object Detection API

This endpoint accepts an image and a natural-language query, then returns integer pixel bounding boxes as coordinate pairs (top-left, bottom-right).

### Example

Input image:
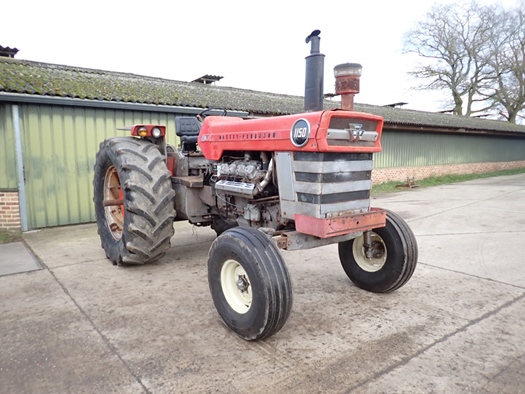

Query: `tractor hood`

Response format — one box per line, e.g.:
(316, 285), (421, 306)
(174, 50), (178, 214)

(198, 110), (384, 161)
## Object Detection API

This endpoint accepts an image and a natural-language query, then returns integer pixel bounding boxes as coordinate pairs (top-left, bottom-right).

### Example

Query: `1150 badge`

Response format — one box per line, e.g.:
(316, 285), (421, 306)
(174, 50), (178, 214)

(291, 119), (310, 147)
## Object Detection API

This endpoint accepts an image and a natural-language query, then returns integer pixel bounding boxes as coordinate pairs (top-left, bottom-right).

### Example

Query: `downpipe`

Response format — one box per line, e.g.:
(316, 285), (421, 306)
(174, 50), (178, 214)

(255, 158), (274, 196)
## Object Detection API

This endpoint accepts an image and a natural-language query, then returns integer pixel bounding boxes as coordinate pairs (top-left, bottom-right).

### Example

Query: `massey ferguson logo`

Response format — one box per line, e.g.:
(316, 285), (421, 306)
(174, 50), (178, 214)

(291, 119), (310, 147)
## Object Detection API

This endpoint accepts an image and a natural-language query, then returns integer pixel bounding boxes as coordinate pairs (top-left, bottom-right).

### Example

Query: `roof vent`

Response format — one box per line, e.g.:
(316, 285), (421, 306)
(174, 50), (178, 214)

(191, 75), (223, 85)
(0, 46), (19, 58)
(384, 102), (408, 108)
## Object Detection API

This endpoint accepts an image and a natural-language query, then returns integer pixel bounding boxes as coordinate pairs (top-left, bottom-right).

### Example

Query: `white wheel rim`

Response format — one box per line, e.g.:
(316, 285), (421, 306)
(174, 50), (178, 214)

(221, 259), (252, 314)
(352, 232), (387, 272)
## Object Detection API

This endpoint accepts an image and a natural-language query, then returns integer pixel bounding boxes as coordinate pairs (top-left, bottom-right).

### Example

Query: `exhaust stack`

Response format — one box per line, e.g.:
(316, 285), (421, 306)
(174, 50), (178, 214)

(304, 30), (325, 112)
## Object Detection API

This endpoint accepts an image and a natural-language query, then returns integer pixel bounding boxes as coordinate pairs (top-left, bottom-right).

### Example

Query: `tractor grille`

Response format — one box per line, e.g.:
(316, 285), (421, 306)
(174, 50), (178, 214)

(276, 151), (373, 220)
(326, 117), (379, 148)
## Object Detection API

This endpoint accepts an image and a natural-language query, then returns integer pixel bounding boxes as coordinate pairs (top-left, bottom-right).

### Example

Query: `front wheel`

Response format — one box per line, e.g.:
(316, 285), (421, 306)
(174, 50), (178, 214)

(338, 210), (418, 293)
(207, 227), (293, 340)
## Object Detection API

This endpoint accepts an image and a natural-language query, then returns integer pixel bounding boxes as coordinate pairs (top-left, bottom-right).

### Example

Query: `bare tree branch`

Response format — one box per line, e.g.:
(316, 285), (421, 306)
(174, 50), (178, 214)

(484, 1), (525, 123)
(403, 0), (525, 123)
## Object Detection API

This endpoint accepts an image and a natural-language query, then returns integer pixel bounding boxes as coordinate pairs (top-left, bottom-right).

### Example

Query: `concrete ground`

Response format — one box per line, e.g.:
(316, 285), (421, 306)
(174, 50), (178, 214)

(1, 174), (524, 393)
(0, 241), (40, 276)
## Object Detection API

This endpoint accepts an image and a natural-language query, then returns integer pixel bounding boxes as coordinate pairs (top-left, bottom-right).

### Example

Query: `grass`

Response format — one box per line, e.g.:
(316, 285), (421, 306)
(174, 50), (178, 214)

(372, 167), (525, 196)
(0, 229), (22, 244)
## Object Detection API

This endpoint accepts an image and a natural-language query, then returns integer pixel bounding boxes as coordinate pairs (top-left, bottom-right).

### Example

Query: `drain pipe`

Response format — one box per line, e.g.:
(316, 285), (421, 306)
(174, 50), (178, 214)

(12, 104), (29, 231)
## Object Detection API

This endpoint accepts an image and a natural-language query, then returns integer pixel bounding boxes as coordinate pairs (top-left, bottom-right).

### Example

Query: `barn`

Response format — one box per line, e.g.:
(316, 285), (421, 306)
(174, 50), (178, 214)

(1, 55), (525, 231)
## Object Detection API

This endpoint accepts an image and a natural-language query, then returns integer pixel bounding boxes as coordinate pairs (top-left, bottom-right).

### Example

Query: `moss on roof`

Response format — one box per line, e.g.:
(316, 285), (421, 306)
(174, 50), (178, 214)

(0, 57), (304, 115)
(1, 57), (524, 134)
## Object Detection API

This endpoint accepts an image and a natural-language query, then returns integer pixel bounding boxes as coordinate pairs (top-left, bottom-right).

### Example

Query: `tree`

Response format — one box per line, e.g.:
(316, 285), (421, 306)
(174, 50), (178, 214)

(403, 1), (525, 123)
(484, 2), (525, 123)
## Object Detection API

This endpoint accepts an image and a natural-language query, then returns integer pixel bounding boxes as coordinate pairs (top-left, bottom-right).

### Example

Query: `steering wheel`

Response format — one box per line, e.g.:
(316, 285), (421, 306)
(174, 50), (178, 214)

(197, 108), (228, 121)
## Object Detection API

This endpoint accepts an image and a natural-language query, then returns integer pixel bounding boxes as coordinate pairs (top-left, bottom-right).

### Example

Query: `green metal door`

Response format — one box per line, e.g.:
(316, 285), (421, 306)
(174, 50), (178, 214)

(18, 104), (177, 229)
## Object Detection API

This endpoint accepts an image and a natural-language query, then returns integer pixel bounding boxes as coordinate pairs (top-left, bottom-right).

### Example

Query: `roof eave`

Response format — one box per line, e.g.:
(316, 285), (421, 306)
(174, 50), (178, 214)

(385, 122), (525, 137)
(0, 92), (249, 117)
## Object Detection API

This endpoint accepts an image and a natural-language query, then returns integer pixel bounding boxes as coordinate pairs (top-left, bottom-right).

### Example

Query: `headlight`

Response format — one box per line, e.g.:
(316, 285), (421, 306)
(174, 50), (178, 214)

(152, 127), (162, 138)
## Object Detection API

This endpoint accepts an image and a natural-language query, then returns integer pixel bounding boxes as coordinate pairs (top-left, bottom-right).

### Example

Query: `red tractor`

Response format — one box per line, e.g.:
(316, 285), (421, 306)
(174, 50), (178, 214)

(93, 31), (418, 340)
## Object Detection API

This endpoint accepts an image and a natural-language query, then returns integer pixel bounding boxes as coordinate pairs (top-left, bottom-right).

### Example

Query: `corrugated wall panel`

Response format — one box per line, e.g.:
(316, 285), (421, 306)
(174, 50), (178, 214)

(19, 104), (177, 229)
(0, 104), (17, 190)
(11, 104), (525, 229)
(375, 131), (525, 168)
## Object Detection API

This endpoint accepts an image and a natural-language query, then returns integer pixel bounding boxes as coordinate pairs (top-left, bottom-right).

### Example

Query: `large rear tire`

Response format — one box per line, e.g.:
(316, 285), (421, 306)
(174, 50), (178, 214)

(93, 137), (175, 265)
(207, 227), (293, 340)
(338, 210), (418, 293)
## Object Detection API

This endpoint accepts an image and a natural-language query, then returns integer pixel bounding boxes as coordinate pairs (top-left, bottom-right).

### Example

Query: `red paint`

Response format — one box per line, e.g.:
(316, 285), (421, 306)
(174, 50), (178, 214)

(166, 156), (175, 176)
(130, 124), (166, 137)
(198, 110), (383, 160)
(294, 208), (387, 239)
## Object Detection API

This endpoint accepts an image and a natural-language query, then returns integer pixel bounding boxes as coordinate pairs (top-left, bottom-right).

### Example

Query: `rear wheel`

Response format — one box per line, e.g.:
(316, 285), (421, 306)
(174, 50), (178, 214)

(208, 227), (293, 340)
(93, 137), (176, 265)
(338, 210), (418, 293)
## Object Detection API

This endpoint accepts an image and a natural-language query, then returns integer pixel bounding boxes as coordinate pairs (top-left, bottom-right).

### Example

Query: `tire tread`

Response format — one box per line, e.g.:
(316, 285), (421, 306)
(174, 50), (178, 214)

(93, 137), (175, 266)
(383, 210), (418, 292)
(208, 227), (293, 340)
(338, 209), (418, 293)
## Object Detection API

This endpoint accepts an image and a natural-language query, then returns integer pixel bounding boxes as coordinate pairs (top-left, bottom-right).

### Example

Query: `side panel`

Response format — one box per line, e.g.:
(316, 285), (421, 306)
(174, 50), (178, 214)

(274, 152), (295, 201)
(172, 184), (209, 221)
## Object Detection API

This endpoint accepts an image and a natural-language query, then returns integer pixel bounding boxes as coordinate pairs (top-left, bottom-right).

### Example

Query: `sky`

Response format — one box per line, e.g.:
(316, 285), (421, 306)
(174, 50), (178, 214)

(1, 0), (519, 113)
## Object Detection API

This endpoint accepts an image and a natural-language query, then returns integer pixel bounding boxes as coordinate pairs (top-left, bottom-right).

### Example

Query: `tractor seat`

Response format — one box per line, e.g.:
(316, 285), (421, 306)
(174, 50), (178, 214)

(175, 116), (201, 152)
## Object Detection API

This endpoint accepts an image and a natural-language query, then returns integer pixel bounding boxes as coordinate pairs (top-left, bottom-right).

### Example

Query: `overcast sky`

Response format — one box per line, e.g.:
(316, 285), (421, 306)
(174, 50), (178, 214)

(1, 0), (519, 112)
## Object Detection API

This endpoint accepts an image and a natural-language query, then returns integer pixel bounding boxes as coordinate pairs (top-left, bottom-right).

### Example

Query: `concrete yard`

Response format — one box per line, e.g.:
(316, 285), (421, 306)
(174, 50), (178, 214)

(1, 174), (524, 393)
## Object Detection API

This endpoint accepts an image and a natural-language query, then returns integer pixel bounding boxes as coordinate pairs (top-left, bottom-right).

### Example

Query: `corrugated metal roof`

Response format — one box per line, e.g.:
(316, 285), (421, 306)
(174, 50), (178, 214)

(355, 103), (525, 134)
(0, 57), (303, 115)
(1, 57), (524, 134)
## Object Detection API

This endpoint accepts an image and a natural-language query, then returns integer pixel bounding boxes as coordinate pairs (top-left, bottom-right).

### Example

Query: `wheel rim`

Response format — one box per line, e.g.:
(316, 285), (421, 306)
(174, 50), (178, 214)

(352, 232), (387, 272)
(221, 259), (252, 314)
(103, 165), (124, 240)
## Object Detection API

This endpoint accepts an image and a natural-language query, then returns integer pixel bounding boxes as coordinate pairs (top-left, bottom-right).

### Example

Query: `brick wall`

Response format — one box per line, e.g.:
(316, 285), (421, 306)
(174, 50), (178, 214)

(0, 192), (21, 230)
(372, 160), (525, 184)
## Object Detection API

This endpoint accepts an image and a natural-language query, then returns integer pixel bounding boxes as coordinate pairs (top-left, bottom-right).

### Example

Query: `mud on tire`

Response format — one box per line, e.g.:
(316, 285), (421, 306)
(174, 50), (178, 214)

(93, 137), (175, 265)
